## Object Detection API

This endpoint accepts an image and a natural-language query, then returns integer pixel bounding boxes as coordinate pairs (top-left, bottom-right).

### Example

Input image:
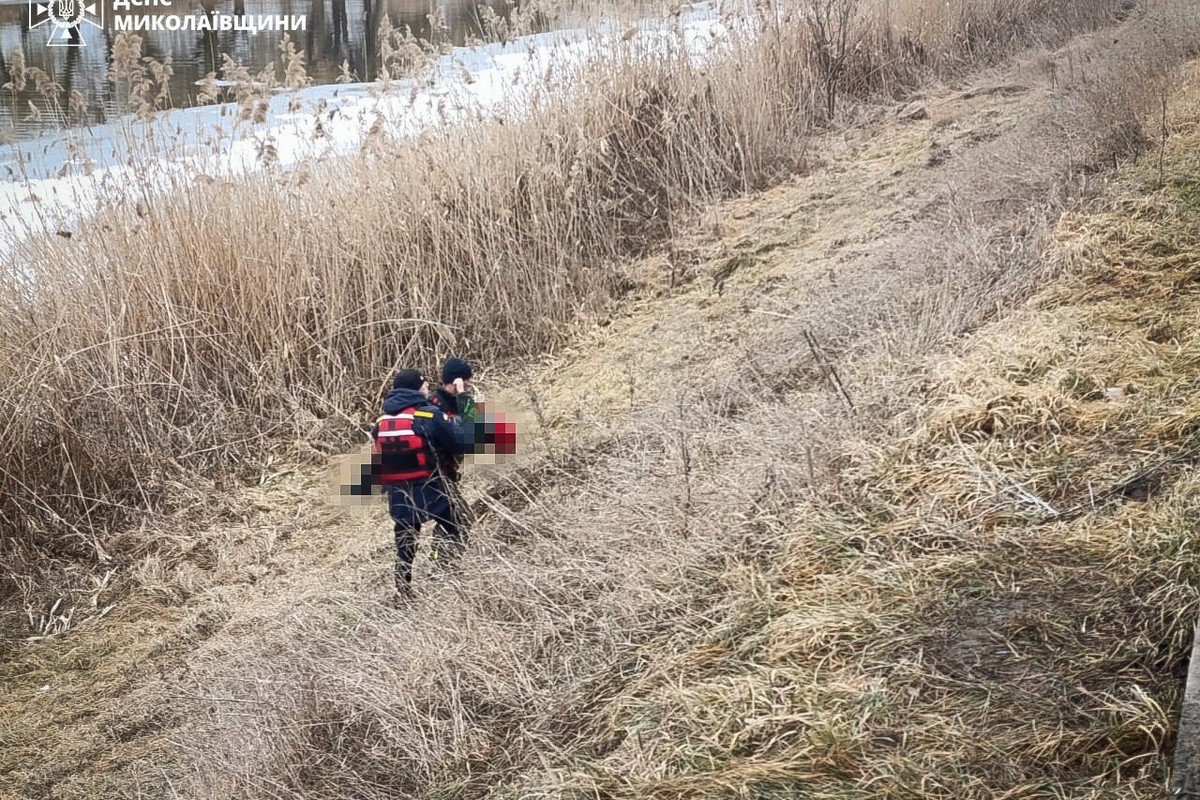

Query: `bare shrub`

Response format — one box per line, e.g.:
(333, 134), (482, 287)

(802, 0), (863, 120)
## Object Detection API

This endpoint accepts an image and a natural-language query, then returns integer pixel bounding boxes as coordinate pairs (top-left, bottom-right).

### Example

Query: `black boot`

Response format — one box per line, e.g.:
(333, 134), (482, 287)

(394, 565), (415, 606)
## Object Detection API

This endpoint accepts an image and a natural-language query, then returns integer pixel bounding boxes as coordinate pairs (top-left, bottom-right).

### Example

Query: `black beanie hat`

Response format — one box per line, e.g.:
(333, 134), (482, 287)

(392, 369), (428, 391)
(441, 357), (472, 385)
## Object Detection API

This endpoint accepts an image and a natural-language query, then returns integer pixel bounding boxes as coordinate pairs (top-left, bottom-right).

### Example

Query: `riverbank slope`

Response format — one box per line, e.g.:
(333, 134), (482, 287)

(4, 3), (1200, 798)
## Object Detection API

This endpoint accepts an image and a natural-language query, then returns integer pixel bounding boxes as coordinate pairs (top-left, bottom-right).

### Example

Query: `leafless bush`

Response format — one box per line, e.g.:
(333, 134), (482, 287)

(803, 0), (863, 120)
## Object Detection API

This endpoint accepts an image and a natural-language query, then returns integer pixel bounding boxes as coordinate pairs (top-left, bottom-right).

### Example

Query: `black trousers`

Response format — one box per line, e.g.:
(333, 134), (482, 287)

(387, 477), (467, 586)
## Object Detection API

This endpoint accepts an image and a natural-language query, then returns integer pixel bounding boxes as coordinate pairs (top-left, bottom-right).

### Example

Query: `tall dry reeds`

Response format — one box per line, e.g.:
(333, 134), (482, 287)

(0, 0), (1130, 594)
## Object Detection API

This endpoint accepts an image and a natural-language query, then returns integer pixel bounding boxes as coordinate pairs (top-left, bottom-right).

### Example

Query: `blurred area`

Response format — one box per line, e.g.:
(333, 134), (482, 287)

(330, 406), (522, 506)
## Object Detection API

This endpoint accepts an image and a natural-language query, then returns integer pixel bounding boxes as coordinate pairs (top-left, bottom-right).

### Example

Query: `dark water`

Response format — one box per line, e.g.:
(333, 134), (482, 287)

(0, 0), (548, 140)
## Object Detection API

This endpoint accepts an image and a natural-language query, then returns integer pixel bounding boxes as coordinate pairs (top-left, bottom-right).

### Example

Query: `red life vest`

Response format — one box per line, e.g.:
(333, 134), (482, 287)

(373, 407), (435, 484)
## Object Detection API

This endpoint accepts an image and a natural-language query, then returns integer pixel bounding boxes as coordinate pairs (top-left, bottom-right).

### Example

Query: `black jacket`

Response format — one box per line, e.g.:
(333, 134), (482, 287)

(430, 388), (464, 417)
(380, 388), (475, 478)
(428, 388), (471, 480)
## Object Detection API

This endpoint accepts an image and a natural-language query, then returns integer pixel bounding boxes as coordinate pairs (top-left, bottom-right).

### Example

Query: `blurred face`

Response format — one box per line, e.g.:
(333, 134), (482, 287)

(419, 379), (431, 398)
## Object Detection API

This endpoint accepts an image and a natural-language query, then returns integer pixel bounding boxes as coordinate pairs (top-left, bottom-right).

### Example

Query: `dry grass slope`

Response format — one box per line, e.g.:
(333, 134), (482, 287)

(5, 1), (1200, 799)
(150, 12), (1200, 800)
(0, 0), (1127, 603)
(180, 158), (1200, 796)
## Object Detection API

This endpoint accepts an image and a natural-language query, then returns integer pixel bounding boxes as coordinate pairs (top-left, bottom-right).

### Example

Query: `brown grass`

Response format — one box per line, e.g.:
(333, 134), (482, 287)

(127, 7), (1200, 800)
(0, 0), (1134, 602)
(5, 0), (1200, 797)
